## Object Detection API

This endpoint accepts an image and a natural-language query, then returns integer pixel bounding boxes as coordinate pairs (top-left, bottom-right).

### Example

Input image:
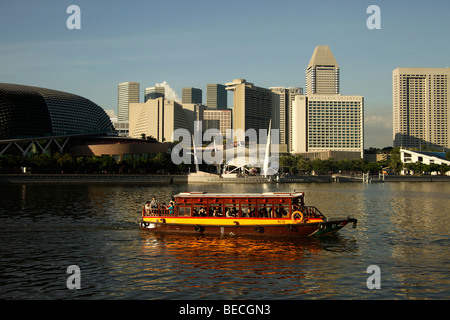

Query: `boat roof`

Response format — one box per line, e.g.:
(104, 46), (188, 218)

(173, 192), (304, 198)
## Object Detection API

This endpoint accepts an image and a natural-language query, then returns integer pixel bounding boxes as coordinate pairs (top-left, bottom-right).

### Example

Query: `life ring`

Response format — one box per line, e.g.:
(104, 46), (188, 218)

(291, 211), (303, 223)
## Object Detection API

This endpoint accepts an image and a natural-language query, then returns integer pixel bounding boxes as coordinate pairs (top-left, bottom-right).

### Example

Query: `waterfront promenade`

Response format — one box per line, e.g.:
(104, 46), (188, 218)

(1, 173), (449, 184)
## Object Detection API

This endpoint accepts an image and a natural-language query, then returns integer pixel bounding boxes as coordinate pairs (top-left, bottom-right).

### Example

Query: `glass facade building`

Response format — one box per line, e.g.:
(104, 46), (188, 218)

(0, 83), (114, 140)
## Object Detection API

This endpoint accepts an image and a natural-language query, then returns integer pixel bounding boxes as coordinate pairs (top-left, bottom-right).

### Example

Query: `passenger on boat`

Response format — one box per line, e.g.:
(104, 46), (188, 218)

(199, 207), (207, 217)
(168, 201), (174, 215)
(150, 196), (159, 213)
(213, 207), (221, 217)
(144, 201), (151, 215)
(160, 203), (168, 215)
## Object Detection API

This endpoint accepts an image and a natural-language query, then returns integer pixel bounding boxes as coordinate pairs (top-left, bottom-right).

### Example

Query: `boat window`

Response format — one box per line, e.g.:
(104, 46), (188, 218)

(210, 205), (223, 217)
(178, 206), (191, 217)
(193, 203), (207, 217)
(257, 204), (272, 218)
(240, 204), (256, 218)
(224, 204), (238, 218)
(274, 204), (290, 218)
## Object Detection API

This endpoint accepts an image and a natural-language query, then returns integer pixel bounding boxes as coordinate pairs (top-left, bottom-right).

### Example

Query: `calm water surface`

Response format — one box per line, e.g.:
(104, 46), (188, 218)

(0, 182), (448, 300)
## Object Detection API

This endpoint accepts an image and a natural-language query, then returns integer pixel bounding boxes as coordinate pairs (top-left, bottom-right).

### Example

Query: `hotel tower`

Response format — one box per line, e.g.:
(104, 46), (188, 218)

(292, 45), (364, 160)
(393, 67), (450, 150)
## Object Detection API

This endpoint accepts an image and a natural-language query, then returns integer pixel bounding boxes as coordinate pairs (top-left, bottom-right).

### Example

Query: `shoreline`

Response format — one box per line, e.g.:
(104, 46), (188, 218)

(1, 173), (449, 184)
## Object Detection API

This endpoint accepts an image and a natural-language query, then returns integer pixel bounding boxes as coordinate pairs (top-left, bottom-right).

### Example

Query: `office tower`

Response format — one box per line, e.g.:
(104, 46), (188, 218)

(305, 45), (339, 95)
(144, 86), (165, 102)
(129, 98), (189, 142)
(118, 82), (140, 121)
(182, 103), (207, 135)
(393, 67), (450, 150)
(182, 87), (202, 104)
(270, 87), (303, 152)
(292, 95), (364, 158)
(206, 84), (227, 109)
(225, 79), (273, 140)
(203, 109), (232, 137)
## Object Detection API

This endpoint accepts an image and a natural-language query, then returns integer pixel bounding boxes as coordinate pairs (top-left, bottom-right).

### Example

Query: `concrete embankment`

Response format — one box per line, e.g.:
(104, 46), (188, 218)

(0, 174), (448, 184)
(0, 174), (187, 184)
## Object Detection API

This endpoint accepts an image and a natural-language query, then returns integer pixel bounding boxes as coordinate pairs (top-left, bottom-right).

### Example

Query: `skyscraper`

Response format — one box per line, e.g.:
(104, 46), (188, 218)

(145, 86), (165, 102)
(225, 79), (273, 140)
(393, 67), (450, 150)
(291, 46), (364, 159)
(206, 84), (227, 109)
(305, 45), (339, 95)
(292, 95), (364, 158)
(118, 82), (140, 121)
(270, 87), (303, 151)
(129, 98), (189, 142)
(182, 87), (202, 104)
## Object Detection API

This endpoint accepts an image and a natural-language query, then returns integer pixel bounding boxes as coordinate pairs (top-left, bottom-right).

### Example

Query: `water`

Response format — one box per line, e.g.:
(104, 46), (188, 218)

(0, 182), (448, 300)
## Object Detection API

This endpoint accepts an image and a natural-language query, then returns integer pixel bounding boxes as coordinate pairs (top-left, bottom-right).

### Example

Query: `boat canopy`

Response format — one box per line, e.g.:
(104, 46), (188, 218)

(173, 192), (304, 199)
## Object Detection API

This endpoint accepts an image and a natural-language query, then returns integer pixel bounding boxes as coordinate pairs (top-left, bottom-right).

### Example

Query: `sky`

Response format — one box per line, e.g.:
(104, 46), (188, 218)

(1, 0), (449, 148)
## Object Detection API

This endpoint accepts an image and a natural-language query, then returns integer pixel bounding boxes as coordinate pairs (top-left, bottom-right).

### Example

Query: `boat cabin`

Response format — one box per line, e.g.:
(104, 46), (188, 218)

(143, 192), (325, 220)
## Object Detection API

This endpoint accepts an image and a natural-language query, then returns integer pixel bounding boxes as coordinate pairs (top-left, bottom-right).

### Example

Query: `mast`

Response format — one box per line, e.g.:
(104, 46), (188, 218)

(263, 119), (271, 178)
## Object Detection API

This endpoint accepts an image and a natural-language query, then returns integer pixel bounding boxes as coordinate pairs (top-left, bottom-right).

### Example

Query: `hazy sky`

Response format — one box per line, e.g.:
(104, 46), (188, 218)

(1, 0), (449, 148)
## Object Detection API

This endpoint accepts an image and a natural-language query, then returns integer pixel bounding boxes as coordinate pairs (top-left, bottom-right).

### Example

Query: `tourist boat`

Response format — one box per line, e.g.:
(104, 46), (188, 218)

(139, 192), (358, 237)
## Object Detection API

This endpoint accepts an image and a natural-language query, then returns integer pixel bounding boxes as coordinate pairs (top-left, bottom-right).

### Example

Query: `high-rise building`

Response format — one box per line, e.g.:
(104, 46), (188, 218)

(182, 87), (202, 104)
(129, 98), (189, 142)
(225, 79), (273, 140)
(290, 46), (364, 159)
(292, 95), (364, 158)
(305, 45), (339, 95)
(393, 67), (450, 150)
(181, 103), (206, 135)
(203, 109), (232, 138)
(270, 87), (303, 152)
(118, 82), (140, 121)
(144, 86), (165, 102)
(206, 84), (227, 109)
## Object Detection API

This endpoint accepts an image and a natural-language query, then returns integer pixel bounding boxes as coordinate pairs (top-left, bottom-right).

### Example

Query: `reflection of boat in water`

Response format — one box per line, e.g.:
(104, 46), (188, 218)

(139, 232), (324, 264)
(139, 192), (357, 237)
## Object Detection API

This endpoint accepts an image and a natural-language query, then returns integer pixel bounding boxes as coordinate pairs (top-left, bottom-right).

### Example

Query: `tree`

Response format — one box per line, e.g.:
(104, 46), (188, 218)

(28, 154), (55, 173)
(295, 154), (311, 175)
(311, 159), (328, 175)
(279, 154), (296, 174)
(53, 153), (74, 173)
(439, 164), (449, 175)
(389, 147), (403, 174)
(0, 155), (24, 173)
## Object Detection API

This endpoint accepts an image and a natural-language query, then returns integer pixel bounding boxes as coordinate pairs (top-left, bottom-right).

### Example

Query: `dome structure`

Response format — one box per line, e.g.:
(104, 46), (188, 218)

(0, 83), (114, 140)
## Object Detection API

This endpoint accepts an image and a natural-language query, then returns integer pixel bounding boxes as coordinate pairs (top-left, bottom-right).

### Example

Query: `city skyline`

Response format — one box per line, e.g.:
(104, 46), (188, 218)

(1, 0), (449, 148)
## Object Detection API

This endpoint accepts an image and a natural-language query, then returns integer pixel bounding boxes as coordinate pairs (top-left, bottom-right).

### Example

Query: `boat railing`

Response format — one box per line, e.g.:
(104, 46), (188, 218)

(142, 205), (325, 219)
(301, 206), (326, 219)
(142, 207), (175, 217)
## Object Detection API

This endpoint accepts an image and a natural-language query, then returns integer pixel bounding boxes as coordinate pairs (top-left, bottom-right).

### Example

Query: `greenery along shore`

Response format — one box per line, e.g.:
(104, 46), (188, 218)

(1, 147), (449, 175)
